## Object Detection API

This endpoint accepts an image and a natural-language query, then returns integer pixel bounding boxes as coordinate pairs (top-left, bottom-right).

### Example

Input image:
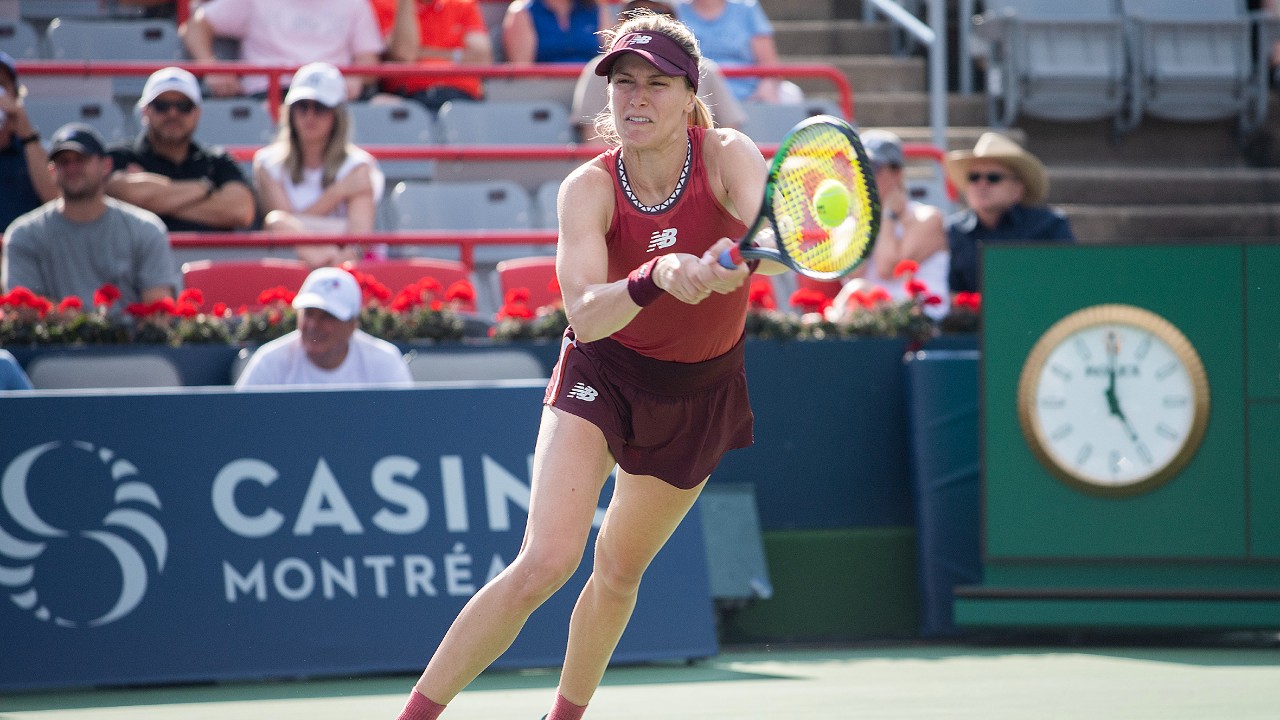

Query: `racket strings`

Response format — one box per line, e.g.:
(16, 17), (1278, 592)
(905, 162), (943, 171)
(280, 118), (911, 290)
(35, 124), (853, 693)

(769, 125), (879, 277)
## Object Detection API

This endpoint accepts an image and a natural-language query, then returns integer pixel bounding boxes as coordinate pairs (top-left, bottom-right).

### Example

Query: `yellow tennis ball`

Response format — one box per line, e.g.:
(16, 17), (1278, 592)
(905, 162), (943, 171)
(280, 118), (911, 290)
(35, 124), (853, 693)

(812, 179), (851, 227)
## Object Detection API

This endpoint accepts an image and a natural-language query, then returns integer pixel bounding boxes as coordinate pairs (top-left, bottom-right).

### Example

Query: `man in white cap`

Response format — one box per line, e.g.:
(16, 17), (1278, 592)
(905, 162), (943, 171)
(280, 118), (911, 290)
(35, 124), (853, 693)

(106, 66), (256, 232)
(944, 131), (1074, 294)
(235, 267), (412, 388)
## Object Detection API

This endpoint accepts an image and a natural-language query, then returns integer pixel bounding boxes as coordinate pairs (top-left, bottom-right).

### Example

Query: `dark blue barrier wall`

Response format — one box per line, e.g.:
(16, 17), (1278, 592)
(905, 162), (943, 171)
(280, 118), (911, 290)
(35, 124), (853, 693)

(0, 385), (717, 691)
(904, 350), (982, 637)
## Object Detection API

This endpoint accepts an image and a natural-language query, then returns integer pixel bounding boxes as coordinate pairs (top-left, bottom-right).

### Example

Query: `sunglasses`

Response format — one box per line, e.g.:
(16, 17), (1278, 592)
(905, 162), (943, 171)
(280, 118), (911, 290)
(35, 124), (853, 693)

(291, 100), (334, 115)
(967, 171), (1008, 185)
(149, 98), (196, 114)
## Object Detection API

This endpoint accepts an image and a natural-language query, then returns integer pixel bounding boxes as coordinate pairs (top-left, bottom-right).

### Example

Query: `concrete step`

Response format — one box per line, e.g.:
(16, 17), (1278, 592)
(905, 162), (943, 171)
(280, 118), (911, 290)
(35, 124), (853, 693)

(787, 54), (925, 95)
(1014, 117), (1254, 170)
(1049, 168), (1280, 206)
(1061, 203), (1280, 244)
(772, 20), (893, 56)
(850, 91), (988, 128)
(761, 0), (855, 22)
(885, 126), (1026, 153)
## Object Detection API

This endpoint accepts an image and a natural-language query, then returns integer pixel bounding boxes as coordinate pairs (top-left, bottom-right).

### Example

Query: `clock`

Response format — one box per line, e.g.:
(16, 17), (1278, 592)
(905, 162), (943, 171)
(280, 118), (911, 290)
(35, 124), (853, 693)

(1017, 304), (1210, 497)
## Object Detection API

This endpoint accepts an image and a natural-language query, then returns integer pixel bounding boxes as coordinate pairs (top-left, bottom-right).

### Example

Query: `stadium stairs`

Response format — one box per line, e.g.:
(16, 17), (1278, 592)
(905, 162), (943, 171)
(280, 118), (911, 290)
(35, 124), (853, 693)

(765, 0), (1280, 244)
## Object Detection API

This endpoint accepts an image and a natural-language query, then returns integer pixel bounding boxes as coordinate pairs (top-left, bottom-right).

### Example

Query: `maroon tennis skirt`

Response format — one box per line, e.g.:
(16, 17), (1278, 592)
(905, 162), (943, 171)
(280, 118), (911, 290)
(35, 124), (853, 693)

(544, 328), (754, 490)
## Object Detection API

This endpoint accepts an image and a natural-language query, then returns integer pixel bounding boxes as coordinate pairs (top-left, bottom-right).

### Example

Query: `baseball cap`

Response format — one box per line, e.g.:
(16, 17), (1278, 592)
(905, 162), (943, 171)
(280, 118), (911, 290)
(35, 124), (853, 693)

(285, 62), (347, 108)
(49, 123), (107, 158)
(861, 129), (905, 169)
(0, 51), (17, 83)
(595, 31), (700, 93)
(292, 267), (361, 322)
(139, 66), (203, 108)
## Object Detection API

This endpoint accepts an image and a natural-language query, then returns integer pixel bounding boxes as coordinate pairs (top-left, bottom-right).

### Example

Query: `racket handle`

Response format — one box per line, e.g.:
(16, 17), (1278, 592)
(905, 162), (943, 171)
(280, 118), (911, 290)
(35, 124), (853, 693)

(717, 246), (743, 269)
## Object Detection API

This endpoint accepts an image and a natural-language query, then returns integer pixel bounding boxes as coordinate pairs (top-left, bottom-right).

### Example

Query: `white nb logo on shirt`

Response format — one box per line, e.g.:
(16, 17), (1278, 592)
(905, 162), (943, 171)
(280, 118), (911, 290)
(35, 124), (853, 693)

(647, 228), (678, 252)
(567, 383), (598, 402)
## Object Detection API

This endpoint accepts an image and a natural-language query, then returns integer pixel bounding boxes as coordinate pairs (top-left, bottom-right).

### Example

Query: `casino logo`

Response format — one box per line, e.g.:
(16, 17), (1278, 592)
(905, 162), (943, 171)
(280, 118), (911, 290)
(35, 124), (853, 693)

(0, 441), (167, 627)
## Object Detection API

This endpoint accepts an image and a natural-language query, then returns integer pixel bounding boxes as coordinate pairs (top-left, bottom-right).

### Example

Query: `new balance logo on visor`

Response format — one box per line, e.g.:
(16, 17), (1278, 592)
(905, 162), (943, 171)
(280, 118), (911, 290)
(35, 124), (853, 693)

(647, 228), (678, 252)
(567, 383), (598, 402)
(629, 35), (653, 45)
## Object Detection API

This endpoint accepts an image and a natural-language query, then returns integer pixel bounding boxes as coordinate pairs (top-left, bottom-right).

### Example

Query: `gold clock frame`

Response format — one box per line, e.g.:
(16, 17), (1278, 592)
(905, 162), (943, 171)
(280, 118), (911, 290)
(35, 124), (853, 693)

(1016, 304), (1211, 497)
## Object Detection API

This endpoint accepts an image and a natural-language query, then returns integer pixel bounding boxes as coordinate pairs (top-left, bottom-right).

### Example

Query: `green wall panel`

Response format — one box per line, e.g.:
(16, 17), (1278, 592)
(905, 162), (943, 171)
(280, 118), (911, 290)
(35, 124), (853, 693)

(1248, 401), (1280, 558)
(1246, 245), (1280, 399)
(720, 528), (919, 643)
(982, 245), (1246, 559)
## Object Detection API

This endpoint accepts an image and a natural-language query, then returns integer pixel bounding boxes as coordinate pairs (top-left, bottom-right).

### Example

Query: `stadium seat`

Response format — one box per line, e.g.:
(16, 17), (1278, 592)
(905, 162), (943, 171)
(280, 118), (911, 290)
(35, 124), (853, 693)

(404, 348), (548, 382)
(1119, 0), (1266, 135)
(20, 1), (143, 21)
(44, 18), (182, 98)
(390, 179), (534, 264)
(349, 99), (437, 181)
(181, 258), (312, 312)
(0, 19), (44, 59)
(496, 256), (560, 310)
(196, 97), (275, 146)
(24, 98), (129, 143)
(352, 258), (479, 313)
(26, 353), (182, 389)
(739, 101), (845, 144)
(533, 179), (561, 229)
(972, 0), (1131, 131)
(435, 99), (573, 145)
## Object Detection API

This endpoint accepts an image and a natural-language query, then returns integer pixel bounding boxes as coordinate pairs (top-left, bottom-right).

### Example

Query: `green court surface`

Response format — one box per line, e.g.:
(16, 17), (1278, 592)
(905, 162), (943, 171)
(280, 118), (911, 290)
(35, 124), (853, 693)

(3, 642), (1279, 720)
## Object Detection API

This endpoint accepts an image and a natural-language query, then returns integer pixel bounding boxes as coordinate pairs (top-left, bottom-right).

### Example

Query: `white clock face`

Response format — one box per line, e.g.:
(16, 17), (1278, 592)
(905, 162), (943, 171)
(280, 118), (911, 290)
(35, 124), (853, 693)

(1019, 305), (1209, 494)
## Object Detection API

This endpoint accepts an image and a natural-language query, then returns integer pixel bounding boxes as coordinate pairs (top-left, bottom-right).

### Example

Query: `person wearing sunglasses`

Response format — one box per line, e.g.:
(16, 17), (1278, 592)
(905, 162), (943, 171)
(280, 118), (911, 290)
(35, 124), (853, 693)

(106, 67), (256, 233)
(944, 131), (1074, 295)
(253, 62), (386, 269)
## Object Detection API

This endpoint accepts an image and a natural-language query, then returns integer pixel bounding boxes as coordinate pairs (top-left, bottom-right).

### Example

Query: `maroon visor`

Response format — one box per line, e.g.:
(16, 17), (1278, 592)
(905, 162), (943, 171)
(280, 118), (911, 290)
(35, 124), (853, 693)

(595, 31), (699, 93)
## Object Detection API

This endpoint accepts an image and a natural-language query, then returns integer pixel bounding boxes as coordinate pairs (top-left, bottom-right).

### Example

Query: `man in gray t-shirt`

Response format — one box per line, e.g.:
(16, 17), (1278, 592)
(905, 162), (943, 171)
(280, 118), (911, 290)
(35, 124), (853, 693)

(2, 123), (181, 307)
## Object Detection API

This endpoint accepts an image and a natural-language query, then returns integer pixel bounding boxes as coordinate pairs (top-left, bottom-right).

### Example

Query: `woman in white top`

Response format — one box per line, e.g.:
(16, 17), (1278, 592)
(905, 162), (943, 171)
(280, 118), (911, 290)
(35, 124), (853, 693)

(254, 62), (385, 269)
(831, 129), (949, 320)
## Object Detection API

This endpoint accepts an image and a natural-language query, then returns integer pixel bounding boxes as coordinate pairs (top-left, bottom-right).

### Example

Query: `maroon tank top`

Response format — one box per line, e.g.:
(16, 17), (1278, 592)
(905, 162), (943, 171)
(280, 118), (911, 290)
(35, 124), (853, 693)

(601, 126), (750, 362)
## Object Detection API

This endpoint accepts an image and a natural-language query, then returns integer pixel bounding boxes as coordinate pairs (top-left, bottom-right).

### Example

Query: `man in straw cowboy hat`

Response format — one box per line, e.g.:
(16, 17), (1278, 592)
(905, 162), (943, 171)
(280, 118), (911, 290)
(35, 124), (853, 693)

(945, 131), (1074, 294)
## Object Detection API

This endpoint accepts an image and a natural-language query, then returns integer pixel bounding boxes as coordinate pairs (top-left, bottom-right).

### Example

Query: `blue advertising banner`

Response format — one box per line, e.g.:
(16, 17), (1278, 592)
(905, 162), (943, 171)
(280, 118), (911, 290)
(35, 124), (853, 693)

(0, 384), (718, 691)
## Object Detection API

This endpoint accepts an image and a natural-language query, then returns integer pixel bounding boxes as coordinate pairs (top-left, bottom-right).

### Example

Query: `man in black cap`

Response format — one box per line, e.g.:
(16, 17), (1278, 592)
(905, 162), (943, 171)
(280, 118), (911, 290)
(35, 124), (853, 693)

(2, 123), (182, 307)
(0, 50), (56, 234)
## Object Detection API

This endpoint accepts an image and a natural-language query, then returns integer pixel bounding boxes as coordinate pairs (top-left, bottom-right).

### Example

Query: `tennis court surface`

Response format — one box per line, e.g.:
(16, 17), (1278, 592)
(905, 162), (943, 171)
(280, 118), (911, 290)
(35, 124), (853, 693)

(4, 639), (1280, 720)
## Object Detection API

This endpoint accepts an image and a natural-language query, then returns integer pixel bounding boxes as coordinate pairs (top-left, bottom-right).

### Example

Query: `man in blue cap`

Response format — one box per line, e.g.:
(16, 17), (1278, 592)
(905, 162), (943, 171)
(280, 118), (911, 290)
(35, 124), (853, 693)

(0, 50), (56, 234)
(2, 122), (181, 307)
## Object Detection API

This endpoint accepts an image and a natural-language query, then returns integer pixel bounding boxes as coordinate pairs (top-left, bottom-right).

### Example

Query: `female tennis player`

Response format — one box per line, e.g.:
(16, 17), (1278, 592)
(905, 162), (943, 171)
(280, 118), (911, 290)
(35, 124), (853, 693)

(395, 11), (783, 720)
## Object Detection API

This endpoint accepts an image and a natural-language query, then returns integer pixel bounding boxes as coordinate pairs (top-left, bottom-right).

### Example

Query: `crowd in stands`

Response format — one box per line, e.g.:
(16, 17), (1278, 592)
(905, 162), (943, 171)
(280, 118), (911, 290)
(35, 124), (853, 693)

(1, 0), (1083, 381)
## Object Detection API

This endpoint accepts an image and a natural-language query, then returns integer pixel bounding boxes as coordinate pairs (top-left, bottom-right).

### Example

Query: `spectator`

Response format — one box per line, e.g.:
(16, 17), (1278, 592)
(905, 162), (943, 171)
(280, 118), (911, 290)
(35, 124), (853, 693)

(830, 129), (949, 320)
(677, 0), (801, 103)
(945, 131), (1074, 295)
(0, 51), (57, 235)
(2, 124), (181, 306)
(253, 62), (386, 269)
(0, 349), (33, 391)
(235, 266), (412, 388)
(571, 0), (746, 143)
(180, 0), (384, 100)
(106, 67), (257, 232)
(369, 0), (494, 114)
(502, 0), (610, 64)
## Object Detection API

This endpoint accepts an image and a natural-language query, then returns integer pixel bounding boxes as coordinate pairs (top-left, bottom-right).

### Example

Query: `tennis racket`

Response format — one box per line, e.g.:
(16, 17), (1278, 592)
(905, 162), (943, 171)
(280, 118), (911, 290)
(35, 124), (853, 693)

(718, 115), (880, 280)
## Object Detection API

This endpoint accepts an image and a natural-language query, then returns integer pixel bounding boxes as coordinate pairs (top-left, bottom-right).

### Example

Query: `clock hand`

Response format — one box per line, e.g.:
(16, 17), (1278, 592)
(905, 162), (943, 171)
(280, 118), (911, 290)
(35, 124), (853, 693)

(1104, 332), (1139, 441)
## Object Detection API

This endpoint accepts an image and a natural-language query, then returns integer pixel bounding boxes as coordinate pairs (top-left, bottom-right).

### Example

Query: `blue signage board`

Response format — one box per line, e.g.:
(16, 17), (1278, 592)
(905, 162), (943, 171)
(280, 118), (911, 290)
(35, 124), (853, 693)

(0, 385), (717, 691)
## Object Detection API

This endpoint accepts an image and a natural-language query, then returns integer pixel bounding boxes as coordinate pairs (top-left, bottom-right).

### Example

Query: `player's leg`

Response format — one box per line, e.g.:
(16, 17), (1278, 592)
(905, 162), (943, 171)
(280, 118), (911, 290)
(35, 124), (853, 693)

(411, 407), (616, 704)
(555, 469), (709, 705)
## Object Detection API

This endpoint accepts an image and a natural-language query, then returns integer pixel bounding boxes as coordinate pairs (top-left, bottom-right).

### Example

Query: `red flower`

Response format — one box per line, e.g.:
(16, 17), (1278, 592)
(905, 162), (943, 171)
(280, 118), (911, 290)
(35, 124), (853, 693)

(175, 299), (200, 317)
(446, 280), (476, 304)
(547, 275), (561, 296)
(497, 301), (534, 320)
(212, 302), (230, 316)
(416, 276), (443, 295)
(257, 286), (296, 305)
(893, 259), (919, 278)
(923, 294), (943, 306)
(504, 287), (531, 305)
(93, 284), (121, 307)
(389, 289), (418, 312)
(904, 278), (930, 297)
(178, 288), (204, 306)
(748, 277), (777, 310)
(789, 288), (831, 314)
(867, 286), (893, 305)
(126, 298), (177, 318)
(953, 291), (982, 311)
(57, 296), (84, 312)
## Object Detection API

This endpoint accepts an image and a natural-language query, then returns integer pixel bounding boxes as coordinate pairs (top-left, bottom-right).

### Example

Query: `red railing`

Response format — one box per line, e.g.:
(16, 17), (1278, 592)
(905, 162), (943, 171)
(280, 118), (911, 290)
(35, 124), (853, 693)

(13, 60), (856, 122)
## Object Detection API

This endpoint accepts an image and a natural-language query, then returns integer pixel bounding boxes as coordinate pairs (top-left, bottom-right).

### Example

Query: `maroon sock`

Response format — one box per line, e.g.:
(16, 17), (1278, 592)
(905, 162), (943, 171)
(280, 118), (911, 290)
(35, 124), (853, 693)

(397, 689), (446, 720)
(546, 691), (587, 720)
